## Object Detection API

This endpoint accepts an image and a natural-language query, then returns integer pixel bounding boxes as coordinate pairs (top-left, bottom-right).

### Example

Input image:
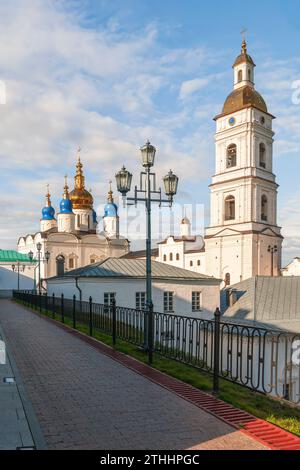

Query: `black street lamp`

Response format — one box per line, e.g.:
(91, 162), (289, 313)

(115, 140), (178, 363)
(268, 245), (278, 276)
(29, 245), (50, 293)
(11, 262), (26, 291)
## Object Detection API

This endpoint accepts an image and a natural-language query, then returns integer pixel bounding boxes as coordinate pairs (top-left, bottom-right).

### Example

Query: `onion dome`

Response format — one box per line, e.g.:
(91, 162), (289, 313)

(42, 185), (55, 220)
(69, 147), (93, 210)
(60, 176), (73, 214)
(104, 181), (118, 217)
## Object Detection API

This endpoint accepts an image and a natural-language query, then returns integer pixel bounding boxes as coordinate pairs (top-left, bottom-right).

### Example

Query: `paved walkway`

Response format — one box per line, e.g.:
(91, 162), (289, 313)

(0, 300), (267, 450)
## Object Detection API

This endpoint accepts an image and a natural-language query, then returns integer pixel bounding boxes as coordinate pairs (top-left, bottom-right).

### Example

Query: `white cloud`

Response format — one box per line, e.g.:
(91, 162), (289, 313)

(179, 77), (210, 100)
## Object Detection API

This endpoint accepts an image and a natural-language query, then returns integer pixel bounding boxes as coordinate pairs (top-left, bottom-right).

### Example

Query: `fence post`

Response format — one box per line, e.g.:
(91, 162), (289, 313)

(112, 298), (116, 346)
(61, 293), (64, 323)
(72, 295), (76, 329)
(39, 291), (42, 313)
(45, 293), (48, 314)
(213, 307), (221, 394)
(52, 293), (55, 319)
(89, 296), (93, 336)
(148, 301), (154, 365)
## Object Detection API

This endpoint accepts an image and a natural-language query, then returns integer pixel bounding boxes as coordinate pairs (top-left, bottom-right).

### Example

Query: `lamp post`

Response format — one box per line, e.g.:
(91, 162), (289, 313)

(115, 141), (178, 363)
(11, 262), (26, 291)
(29, 246), (50, 293)
(268, 244), (278, 276)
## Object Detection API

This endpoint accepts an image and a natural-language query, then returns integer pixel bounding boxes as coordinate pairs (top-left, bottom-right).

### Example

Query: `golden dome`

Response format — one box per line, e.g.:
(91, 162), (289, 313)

(221, 85), (267, 116)
(69, 148), (93, 210)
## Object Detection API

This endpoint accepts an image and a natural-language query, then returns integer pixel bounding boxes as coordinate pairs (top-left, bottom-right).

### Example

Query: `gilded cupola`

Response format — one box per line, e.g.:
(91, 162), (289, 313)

(69, 147), (94, 210)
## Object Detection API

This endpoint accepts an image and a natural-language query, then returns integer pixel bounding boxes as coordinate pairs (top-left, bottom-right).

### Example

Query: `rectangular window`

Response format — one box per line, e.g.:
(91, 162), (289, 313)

(104, 292), (116, 306)
(136, 292), (146, 310)
(69, 258), (74, 269)
(192, 291), (202, 312)
(163, 292), (174, 313)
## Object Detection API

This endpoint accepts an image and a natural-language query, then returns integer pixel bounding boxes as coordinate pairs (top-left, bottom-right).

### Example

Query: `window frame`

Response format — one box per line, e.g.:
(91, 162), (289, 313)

(163, 291), (174, 313)
(136, 291), (146, 310)
(192, 291), (202, 312)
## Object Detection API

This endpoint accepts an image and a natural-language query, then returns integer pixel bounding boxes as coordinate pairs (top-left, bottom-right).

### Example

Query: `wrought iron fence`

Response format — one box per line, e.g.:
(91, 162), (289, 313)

(13, 290), (300, 405)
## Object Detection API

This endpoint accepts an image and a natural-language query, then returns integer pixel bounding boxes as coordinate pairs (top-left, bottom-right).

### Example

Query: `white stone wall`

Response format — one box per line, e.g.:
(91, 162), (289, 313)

(0, 263), (35, 291)
(47, 277), (220, 318)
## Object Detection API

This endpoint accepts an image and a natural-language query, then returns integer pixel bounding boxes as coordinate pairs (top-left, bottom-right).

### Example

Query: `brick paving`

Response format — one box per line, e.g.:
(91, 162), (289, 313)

(0, 300), (267, 450)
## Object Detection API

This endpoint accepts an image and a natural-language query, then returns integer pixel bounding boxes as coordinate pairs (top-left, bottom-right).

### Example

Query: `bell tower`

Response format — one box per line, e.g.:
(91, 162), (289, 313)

(205, 40), (283, 285)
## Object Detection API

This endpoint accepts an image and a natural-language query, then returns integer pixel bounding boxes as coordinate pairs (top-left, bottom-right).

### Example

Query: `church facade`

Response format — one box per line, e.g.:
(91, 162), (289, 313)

(17, 150), (129, 285)
(155, 40), (283, 286)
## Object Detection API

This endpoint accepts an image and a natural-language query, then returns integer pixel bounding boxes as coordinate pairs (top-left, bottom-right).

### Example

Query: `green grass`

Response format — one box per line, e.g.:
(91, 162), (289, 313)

(15, 299), (300, 437)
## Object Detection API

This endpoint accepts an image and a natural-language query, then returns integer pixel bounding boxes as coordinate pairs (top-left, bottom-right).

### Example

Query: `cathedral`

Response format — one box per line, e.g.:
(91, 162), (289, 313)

(156, 39), (283, 286)
(17, 149), (129, 283)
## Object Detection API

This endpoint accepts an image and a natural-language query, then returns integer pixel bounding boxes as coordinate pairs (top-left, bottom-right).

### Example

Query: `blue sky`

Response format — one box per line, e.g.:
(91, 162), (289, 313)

(0, 0), (299, 265)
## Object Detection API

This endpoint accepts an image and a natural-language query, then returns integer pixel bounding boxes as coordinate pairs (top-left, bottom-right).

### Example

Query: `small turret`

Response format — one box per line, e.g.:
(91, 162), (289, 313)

(40, 184), (57, 232)
(103, 181), (119, 238)
(57, 176), (75, 233)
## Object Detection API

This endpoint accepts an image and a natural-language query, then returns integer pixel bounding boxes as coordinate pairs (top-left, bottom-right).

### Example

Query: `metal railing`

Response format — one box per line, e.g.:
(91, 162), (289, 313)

(13, 290), (300, 405)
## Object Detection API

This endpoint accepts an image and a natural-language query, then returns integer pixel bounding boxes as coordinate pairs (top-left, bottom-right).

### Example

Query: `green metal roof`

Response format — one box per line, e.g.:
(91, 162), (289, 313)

(50, 257), (220, 283)
(0, 250), (33, 263)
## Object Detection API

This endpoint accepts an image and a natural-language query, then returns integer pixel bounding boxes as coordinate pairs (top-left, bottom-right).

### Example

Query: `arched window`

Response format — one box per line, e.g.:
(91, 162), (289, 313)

(56, 255), (65, 277)
(163, 254), (167, 262)
(259, 143), (266, 168)
(197, 260), (200, 266)
(225, 195), (235, 221)
(261, 195), (268, 221)
(248, 69), (251, 81)
(225, 273), (231, 286)
(190, 260), (193, 267)
(227, 144), (237, 168)
(238, 70), (242, 82)
(169, 253), (173, 261)
(69, 257), (75, 269)
(176, 253), (180, 261)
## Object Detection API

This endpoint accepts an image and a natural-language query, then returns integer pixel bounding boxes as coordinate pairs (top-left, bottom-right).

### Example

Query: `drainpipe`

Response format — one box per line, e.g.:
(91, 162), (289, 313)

(75, 277), (82, 303)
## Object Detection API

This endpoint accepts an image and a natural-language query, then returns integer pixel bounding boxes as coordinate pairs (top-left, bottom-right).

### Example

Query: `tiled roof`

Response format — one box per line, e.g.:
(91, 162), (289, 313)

(221, 276), (300, 333)
(0, 250), (33, 262)
(49, 257), (220, 282)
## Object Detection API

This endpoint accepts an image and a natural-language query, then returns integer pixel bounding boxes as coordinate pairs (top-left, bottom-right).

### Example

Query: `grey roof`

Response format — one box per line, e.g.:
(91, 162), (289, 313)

(221, 276), (300, 333)
(121, 248), (159, 259)
(49, 257), (220, 282)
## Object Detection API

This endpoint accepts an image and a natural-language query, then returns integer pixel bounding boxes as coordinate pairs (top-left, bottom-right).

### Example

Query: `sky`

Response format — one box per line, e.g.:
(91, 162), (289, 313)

(0, 0), (300, 265)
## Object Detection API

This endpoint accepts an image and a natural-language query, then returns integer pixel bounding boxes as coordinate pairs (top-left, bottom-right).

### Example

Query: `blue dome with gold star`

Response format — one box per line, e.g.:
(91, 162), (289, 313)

(104, 202), (118, 217)
(104, 183), (118, 217)
(60, 198), (73, 214)
(42, 205), (55, 220)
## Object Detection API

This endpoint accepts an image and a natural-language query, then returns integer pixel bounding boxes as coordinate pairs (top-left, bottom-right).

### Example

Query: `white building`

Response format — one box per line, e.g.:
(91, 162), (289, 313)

(46, 258), (221, 318)
(17, 150), (129, 288)
(0, 250), (35, 295)
(282, 258), (300, 277)
(155, 217), (206, 273)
